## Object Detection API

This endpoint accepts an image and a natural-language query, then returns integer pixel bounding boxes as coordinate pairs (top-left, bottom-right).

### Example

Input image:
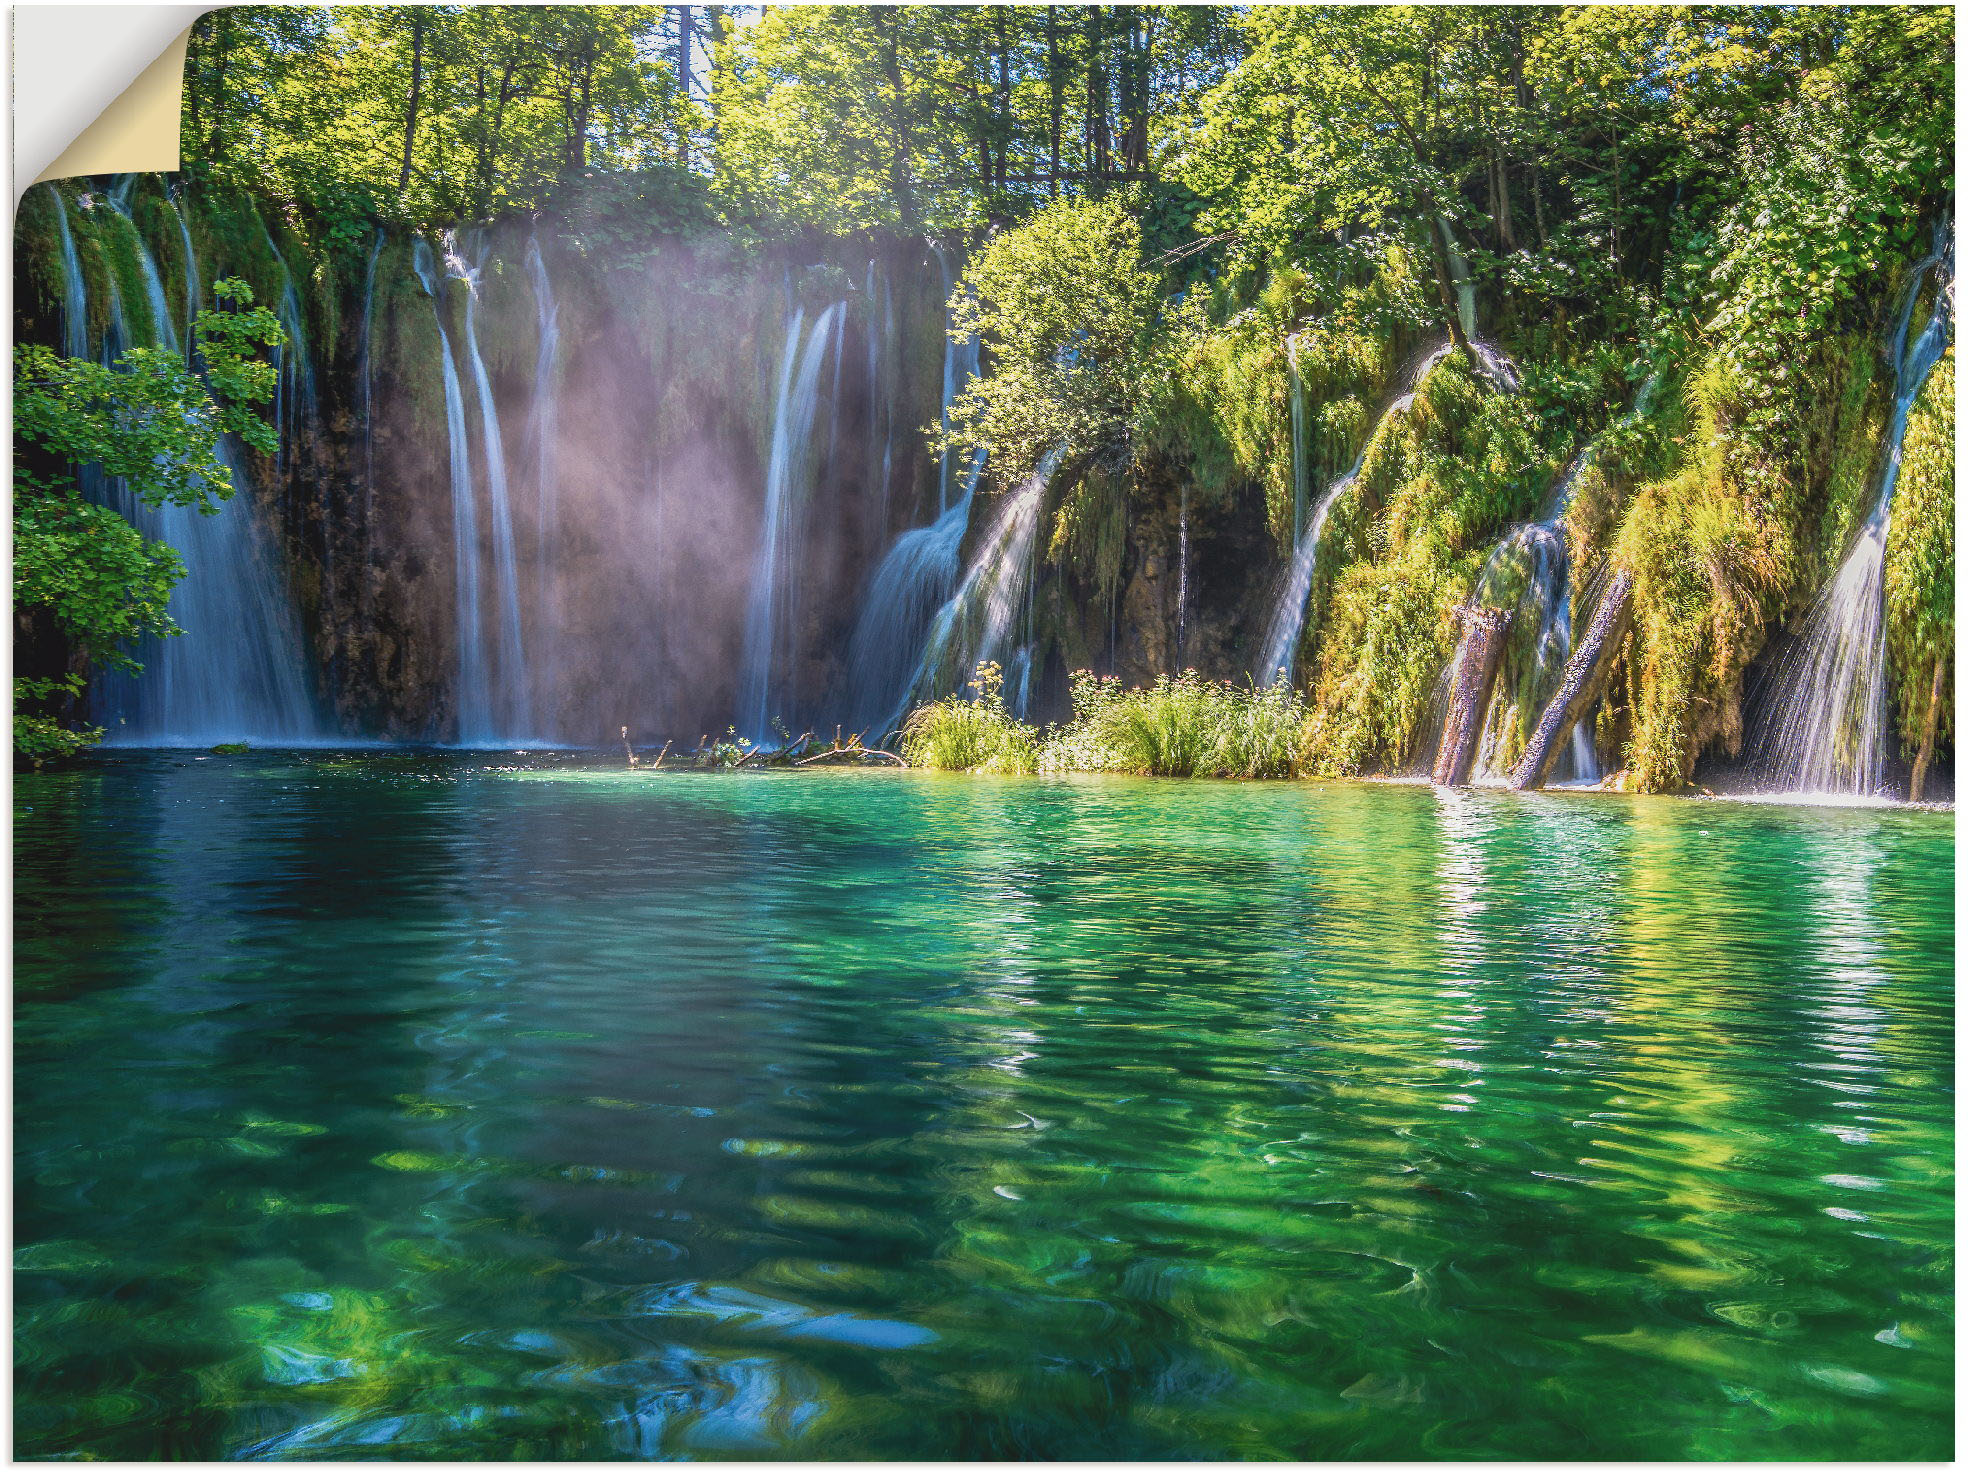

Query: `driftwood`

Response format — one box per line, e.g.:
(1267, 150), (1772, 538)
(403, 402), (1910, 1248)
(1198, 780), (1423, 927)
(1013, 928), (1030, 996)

(736, 731), (813, 767)
(1510, 569), (1635, 791)
(1909, 656), (1948, 802)
(1433, 607), (1513, 786)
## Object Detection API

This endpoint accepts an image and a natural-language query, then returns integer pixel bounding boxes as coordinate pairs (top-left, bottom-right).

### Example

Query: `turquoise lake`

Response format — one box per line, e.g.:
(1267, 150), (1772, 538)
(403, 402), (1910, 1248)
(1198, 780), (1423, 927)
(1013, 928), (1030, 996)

(13, 753), (1954, 1459)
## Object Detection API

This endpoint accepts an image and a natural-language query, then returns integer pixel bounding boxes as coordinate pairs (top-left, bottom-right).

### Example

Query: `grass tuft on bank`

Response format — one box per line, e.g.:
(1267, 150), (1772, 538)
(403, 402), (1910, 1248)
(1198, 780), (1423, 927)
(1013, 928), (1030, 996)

(902, 664), (1312, 779)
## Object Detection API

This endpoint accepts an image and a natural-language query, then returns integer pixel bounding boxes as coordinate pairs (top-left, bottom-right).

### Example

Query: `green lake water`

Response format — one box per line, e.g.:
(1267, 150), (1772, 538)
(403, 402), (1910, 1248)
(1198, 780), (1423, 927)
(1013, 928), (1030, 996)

(14, 753), (1954, 1459)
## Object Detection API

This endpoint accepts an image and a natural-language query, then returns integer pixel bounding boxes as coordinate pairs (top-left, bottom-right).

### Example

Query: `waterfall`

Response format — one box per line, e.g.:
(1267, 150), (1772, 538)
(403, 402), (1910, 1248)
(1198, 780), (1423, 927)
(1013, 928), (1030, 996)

(358, 228), (383, 599)
(1437, 216), (1478, 344)
(1287, 334), (1309, 545)
(526, 237), (560, 594)
(445, 234), (532, 739)
(90, 187), (320, 744)
(525, 237), (561, 698)
(863, 259), (895, 549)
(908, 448), (1062, 718)
(1260, 341), (1452, 686)
(737, 302), (845, 740)
(842, 474), (979, 738)
(1176, 481), (1190, 670)
(1752, 229), (1953, 796)
(1469, 517), (1573, 781)
(170, 191), (200, 344)
(1468, 373), (1661, 782)
(256, 221), (316, 476)
(932, 244), (983, 513)
(51, 192), (90, 359)
(414, 240), (491, 742)
(841, 263), (989, 735)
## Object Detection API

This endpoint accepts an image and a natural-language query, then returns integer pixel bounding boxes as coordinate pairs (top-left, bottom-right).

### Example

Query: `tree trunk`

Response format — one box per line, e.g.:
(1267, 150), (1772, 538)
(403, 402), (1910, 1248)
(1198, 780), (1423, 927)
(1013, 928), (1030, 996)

(398, 10), (425, 195)
(1046, 6), (1062, 195)
(1434, 607), (1512, 787)
(877, 14), (918, 230)
(205, 12), (235, 163)
(993, 7), (1012, 195)
(675, 5), (693, 167)
(1492, 147), (1518, 252)
(1511, 570), (1635, 791)
(1087, 6), (1111, 182)
(1120, 8), (1151, 174)
(1909, 655), (1948, 801)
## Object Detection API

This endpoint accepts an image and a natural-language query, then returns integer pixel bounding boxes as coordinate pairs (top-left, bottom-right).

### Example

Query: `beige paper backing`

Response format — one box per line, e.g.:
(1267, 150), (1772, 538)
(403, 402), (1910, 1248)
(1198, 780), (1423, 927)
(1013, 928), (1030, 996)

(33, 25), (191, 185)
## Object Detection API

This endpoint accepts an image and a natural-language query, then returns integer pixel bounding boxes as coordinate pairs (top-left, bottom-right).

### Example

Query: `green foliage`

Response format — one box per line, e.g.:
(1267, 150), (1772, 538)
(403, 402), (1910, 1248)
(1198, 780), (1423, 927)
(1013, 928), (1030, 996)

(1885, 350), (1954, 751)
(13, 280), (284, 760)
(945, 194), (1189, 489)
(903, 664), (1309, 779)
(185, 6), (694, 230)
(716, 6), (1240, 234)
(13, 678), (100, 768)
(1052, 670), (1309, 778)
(900, 662), (1039, 773)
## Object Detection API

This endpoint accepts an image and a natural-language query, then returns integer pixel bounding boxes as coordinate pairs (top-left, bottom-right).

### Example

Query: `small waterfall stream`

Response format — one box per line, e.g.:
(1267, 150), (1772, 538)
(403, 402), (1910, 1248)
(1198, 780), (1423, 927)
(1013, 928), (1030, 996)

(358, 229), (383, 563)
(1260, 341), (1452, 686)
(1752, 229), (1953, 796)
(908, 448), (1062, 719)
(1469, 375), (1662, 783)
(526, 238), (561, 594)
(737, 302), (847, 740)
(842, 259), (987, 735)
(52, 193), (90, 359)
(447, 234), (532, 739)
(414, 240), (491, 741)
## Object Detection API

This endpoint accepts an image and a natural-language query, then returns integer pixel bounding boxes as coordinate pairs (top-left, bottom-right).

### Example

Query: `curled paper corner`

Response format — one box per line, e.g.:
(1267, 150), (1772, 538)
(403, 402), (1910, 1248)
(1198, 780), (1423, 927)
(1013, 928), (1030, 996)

(14, 5), (206, 205)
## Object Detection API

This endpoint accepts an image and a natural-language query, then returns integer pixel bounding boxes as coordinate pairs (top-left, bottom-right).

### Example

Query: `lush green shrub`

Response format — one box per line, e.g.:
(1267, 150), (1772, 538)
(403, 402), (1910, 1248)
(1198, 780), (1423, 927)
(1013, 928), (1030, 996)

(13, 678), (99, 769)
(900, 662), (1038, 773)
(1044, 670), (1309, 778)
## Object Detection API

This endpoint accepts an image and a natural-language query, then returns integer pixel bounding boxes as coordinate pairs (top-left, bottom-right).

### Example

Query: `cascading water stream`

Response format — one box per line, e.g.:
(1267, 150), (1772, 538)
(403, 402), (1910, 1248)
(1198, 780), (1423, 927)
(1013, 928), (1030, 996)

(51, 192), (89, 359)
(1435, 216), (1522, 392)
(525, 237), (562, 698)
(1468, 374), (1661, 782)
(842, 261), (988, 734)
(842, 466), (982, 738)
(1176, 482), (1190, 671)
(526, 237), (560, 596)
(414, 240), (491, 742)
(737, 302), (846, 740)
(445, 233), (532, 740)
(256, 222), (316, 479)
(1752, 228), (1954, 796)
(171, 192), (200, 344)
(931, 244), (984, 514)
(358, 230), (383, 542)
(90, 188), (320, 743)
(862, 259), (896, 549)
(1259, 342), (1452, 686)
(907, 448), (1063, 720)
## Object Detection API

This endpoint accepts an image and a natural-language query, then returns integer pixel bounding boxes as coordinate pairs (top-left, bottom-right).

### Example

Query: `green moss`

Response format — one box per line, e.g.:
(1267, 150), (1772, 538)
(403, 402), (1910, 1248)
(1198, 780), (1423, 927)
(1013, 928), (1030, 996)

(1884, 349), (1953, 754)
(1302, 547), (1464, 777)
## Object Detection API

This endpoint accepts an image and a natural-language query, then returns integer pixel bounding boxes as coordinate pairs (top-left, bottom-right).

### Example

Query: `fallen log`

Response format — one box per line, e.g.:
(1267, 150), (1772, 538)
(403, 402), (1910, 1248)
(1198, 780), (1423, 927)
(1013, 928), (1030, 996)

(1510, 568), (1635, 791)
(1433, 606), (1513, 786)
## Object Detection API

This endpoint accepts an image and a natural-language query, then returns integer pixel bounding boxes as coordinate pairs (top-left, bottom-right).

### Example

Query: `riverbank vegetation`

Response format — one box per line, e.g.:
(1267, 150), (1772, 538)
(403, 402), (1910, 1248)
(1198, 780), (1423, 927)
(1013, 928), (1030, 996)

(904, 661), (1310, 778)
(14, 5), (1952, 792)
